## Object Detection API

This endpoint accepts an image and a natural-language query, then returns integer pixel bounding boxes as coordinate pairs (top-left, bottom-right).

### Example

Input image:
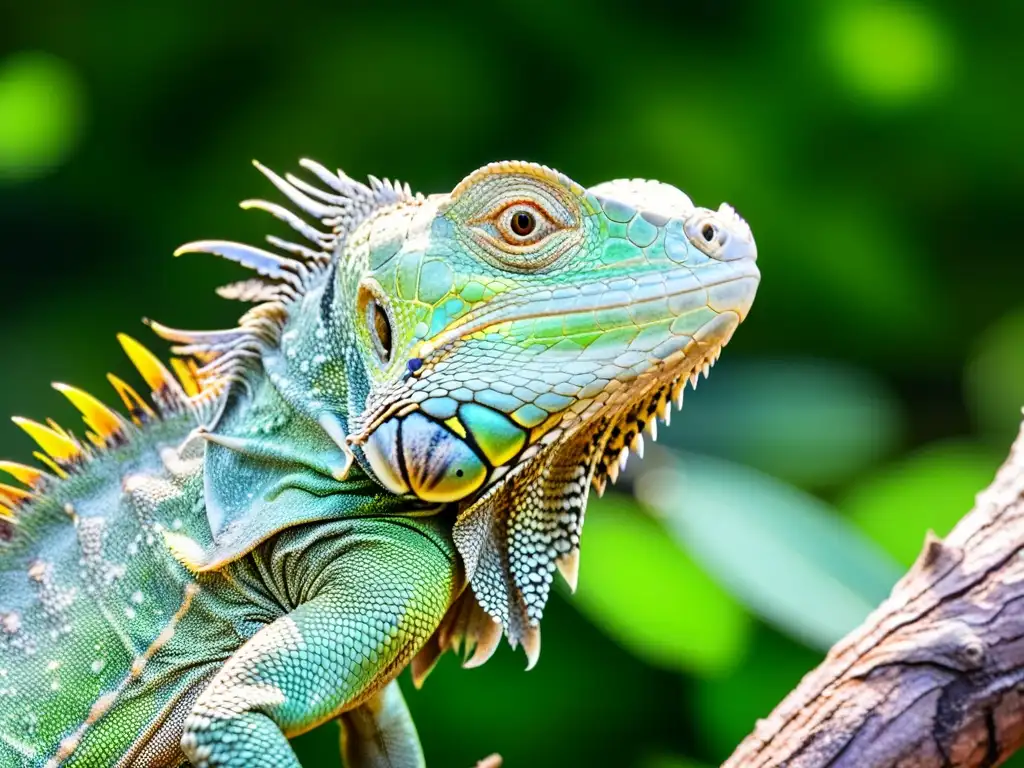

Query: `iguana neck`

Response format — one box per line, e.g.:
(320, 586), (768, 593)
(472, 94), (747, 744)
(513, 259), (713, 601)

(206, 371), (367, 521)
(230, 259), (374, 448)
(181, 337), (416, 572)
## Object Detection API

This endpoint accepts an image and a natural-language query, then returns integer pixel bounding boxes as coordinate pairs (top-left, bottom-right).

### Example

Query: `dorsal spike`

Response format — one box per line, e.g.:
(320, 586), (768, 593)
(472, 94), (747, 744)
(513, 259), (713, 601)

(0, 482), (33, 505)
(170, 358), (201, 398)
(298, 158), (362, 194)
(174, 240), (306, 288)
(33, 451), (68, 479)
(215, 279), (291, 305)
(146, 323), (251, 348)
(252, 160), (344, 221)
(53, 383), (126, 443)
(116, 334), (188, 406)
(107, 373), (157, 425)
(265, 235), (330, 264)
(283, 173), (352, 206)
(0, 460), (48, 488)
(45, 419), (72, 439)
(239, 199), (333, 249)
(12, 417), (84, 464)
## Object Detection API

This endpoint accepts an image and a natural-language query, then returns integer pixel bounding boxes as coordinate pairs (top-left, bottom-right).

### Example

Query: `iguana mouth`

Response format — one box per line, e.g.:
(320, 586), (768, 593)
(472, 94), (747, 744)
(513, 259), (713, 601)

(585, 311), (738, 496)
(349, 264), (757, 445)
(420, 269), (721, 352)
(473, 309), (739, 505)
(357, 306), (737, 508)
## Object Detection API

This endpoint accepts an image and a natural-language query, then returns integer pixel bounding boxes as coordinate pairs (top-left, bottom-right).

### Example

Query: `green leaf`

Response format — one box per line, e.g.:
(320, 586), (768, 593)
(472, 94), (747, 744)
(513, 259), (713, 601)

(572, 493), (752, 675)
(0, 51), (84, 182)
(664, 359), (904, 489)
(966, 307), (1024, 445)
(636, 451), (902, 650)
(841, 440), (1001, 567)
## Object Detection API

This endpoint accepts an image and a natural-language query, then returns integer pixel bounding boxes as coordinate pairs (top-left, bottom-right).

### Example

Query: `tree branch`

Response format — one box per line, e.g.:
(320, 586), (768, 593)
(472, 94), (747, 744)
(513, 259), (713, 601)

(725, 418), (1024, 768)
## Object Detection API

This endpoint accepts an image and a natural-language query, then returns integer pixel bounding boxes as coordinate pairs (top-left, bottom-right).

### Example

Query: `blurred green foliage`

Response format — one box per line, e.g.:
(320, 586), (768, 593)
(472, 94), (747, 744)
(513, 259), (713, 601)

(572, 494), (751, 674)
(1, 0), (1021, 765)
(637, 451), (902, 651)
(842, 440), (1004, 566)
(0, 52), (83, 181)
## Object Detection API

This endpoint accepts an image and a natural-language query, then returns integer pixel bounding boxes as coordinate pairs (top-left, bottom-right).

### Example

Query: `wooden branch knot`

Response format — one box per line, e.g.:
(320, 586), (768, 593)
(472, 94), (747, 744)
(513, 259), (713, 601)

(918, 530), (963, 573)
(847, 619), (987, 682)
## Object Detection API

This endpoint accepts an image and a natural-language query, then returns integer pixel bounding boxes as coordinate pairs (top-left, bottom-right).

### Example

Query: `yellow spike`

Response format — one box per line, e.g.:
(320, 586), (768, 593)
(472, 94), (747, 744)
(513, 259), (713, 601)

(13, 418), (83, 464)
(0, 460), (46, 488)
(46, 419), (72, 439)
(107, 374), (156, 425)
(170, 358), (200, 398)
(0, 483), (33, 508)
(86, 431), (105, 449)
(0, 505), (15, 521)
(34, 452), (68, 480)
(117, 334), (181, 397)
(53, 383), (125, 442)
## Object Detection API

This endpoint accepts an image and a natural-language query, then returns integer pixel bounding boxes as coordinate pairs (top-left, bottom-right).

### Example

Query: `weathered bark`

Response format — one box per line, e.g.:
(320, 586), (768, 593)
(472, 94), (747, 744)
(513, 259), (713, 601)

(725, 419), (1024, 767)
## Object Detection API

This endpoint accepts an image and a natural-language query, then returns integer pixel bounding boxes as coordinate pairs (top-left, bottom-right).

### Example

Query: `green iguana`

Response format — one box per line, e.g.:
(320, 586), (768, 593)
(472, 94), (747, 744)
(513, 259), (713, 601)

(0, 159), (759, 767)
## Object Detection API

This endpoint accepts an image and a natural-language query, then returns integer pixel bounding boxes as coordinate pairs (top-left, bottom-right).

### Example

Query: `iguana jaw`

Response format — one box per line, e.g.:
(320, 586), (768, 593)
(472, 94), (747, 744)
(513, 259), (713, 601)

(582, 310), (742, 496)
(350, 182), (760, 503)
(348, 269), (752, 444)
(440, 297), (751, 666)
(440, 189), (759, 661)
(464, 290), (748, 503)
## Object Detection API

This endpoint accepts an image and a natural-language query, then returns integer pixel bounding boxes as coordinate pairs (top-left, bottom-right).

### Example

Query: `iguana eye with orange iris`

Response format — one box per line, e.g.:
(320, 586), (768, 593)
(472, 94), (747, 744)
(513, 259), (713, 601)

(511, 211), (535, 236)
(493, 203), (557, 246)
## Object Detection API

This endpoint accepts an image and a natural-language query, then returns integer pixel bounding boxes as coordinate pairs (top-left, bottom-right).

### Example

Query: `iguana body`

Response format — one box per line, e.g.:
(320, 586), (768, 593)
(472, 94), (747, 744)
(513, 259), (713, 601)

(0, 160), (759, 767)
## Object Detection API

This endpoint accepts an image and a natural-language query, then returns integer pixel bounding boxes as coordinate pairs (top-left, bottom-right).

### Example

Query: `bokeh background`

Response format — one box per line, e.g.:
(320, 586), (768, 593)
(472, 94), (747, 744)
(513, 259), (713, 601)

(2, 1), (1022, 765)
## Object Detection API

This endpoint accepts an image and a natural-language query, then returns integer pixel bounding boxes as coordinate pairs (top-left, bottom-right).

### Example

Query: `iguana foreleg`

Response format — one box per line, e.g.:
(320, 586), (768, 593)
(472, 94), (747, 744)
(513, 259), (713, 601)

(180, 520), (457, 768)
(339, 679), (425, 768)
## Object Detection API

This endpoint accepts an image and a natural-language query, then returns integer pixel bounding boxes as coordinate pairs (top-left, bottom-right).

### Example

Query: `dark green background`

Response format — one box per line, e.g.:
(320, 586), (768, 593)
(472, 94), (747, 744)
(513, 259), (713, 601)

(2, 1), (1022, 765)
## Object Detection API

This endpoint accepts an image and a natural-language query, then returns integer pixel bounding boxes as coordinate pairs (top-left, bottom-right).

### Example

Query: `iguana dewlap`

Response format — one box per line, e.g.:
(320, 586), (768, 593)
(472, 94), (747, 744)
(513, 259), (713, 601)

(0, 160), (759, 767)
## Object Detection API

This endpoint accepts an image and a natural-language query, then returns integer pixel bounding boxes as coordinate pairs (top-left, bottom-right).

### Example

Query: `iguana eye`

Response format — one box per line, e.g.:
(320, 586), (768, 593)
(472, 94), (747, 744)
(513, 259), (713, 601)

(359, 282), (395, 366)
(511, 210), (535, 236)
(685, 215), (729, 256)
(369, 299), (393, 364)
(493, 203), (558, 246)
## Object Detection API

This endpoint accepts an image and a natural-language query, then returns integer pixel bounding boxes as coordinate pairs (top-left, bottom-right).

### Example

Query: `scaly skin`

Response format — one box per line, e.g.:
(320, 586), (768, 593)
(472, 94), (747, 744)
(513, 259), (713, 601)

(0, 160), (759, 767)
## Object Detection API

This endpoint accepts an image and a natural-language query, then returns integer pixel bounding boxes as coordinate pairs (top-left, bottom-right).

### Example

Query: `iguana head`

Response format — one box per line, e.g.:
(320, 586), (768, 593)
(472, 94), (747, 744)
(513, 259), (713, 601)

(167, 159), (758, 665)
(343, 162), (757, 502)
